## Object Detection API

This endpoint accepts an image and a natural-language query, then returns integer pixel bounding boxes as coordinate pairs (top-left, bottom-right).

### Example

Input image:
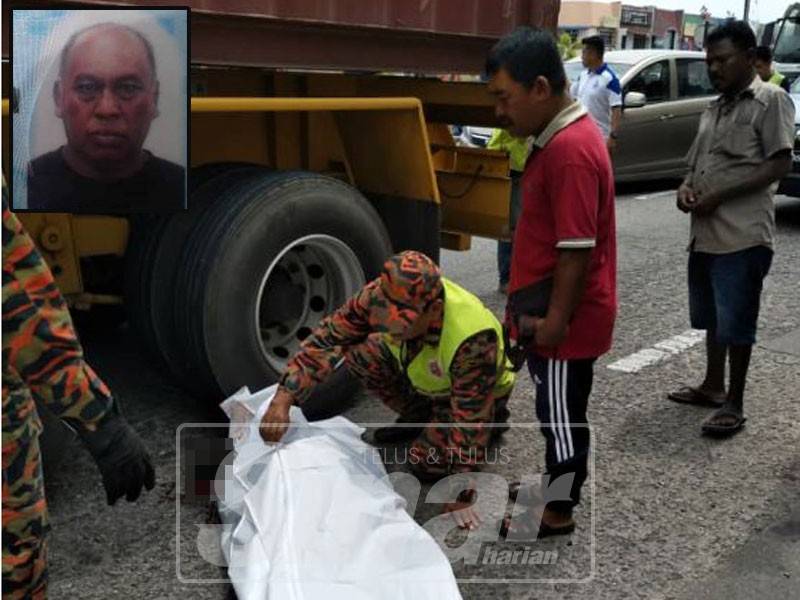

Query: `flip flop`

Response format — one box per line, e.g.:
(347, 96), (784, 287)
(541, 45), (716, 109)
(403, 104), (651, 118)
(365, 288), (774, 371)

(701, 406), (747, 437)
(667, 385), (725, 408)
(497, 509), (575, 541)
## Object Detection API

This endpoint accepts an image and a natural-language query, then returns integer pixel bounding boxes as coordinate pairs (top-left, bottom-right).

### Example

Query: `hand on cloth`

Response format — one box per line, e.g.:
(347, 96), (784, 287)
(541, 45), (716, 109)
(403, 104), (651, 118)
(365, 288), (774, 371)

(259, 387), (294, 443)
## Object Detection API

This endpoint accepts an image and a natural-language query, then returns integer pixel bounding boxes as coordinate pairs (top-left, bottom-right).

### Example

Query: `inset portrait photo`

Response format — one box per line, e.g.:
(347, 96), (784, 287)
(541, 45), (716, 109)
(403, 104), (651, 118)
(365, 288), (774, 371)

(11, 8), (188, 213)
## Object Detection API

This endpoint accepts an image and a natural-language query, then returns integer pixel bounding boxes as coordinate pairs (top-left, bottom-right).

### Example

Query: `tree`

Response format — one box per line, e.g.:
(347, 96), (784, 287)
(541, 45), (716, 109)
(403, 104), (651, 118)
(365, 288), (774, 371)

(558, 33), (582, 59)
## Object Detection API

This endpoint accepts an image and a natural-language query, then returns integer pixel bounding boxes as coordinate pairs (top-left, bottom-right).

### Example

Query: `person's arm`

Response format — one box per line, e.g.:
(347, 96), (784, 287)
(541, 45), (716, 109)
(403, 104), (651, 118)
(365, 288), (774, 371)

(692, 153), (792, 215)
(443, 329), (498, 473)
(521, 250), (592, 346)
(677, 119), (704, 212)
(3, 197), (114, 425)
(692, 91), (795, 216)
(278, 280), (378, 404)
(610, 106), (621, 137)
(260, 280), (377, 442)
(570, 74), (580, 100)
(431, 329), (498, 529)
(2, 194), (154, 505)
(606, 72), (623, 151)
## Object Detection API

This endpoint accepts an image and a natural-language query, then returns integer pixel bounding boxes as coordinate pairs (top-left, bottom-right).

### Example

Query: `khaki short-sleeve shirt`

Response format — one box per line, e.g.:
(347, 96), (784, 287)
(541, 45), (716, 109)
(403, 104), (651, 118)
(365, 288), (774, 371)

(686, 76), (795, 253)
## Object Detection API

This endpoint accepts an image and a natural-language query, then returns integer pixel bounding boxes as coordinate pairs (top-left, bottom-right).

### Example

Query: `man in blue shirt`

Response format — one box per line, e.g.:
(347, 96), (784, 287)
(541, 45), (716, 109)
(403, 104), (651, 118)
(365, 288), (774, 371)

(570, 36), (622, 153)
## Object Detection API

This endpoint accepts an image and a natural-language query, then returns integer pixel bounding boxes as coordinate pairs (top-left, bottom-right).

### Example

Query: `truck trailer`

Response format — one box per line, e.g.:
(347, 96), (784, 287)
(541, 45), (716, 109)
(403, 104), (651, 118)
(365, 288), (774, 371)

(1, 0), (561, 403)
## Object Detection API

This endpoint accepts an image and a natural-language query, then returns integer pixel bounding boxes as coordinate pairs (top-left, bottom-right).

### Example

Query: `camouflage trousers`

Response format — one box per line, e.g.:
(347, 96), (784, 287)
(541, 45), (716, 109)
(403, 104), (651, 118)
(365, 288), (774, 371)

(344, 333), (509, 479)
(2, 431), (49, 599)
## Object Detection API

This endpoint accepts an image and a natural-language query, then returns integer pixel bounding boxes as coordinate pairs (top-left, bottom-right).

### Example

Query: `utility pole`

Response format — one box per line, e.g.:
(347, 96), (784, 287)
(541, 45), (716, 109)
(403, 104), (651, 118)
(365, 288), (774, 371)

(743, 0), (750, 21)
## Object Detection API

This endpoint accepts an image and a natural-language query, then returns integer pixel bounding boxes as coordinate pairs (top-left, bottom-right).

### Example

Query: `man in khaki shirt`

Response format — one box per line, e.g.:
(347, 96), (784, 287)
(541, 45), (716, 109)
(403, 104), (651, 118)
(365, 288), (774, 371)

(669, 21), (794, 436)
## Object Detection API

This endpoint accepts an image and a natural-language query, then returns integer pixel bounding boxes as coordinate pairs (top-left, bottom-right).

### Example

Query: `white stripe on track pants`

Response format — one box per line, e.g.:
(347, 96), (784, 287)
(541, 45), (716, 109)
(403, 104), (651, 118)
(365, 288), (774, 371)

(528, 354), (596, 513)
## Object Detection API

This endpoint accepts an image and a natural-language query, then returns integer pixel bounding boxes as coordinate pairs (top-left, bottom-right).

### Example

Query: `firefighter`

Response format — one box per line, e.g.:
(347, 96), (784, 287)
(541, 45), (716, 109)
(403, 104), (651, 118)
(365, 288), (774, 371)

(259, 250), (514, 529)
(2, 187), (155, 598)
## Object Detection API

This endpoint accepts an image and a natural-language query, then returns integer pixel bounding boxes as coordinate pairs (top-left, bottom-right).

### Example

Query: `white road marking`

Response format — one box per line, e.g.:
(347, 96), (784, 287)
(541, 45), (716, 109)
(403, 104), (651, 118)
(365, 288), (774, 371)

(607, 329), (706, 373)
(634, 191), (675, 201)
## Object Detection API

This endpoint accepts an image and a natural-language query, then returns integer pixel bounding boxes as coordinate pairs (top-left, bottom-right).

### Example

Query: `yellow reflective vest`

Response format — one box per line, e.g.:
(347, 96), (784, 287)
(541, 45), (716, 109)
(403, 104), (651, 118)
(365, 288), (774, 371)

(769, 71), (788, 91)
(385, 278), (515, 399)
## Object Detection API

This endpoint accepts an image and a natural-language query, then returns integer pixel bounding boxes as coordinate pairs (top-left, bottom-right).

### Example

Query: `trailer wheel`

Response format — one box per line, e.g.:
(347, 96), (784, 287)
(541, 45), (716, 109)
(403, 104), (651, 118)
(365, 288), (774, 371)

(147, 165), (266, 393)
(124, 214), (170, 369)
(125, 164), (263, 376)
(176, 171), (393, 405)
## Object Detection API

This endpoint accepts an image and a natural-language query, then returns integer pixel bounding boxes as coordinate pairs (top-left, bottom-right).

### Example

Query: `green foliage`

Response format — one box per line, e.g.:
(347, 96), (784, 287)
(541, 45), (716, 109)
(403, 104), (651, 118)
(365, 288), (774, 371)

(558, 33), (582, 60)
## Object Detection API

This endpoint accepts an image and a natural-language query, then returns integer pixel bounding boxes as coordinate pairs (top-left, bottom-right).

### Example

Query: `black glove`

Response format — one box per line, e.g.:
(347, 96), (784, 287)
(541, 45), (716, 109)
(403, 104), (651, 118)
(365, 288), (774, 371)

(75, 401), (156, 506)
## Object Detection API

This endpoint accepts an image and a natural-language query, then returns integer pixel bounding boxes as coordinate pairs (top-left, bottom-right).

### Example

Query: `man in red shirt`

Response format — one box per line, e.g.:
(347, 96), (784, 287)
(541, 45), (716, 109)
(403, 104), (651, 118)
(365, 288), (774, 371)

(486, 27), (617, 538)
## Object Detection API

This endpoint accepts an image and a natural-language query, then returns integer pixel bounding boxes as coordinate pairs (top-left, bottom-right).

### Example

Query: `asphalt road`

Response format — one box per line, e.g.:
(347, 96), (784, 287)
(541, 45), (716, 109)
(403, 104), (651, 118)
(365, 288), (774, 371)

(41, 185), (800, 599)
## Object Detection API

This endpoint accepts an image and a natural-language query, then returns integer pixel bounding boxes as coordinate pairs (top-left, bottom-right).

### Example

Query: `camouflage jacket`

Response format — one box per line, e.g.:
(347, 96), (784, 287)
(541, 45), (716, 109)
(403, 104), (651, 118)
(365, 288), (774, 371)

(281, 278), (501, 472)
(2, 191), (113, 447)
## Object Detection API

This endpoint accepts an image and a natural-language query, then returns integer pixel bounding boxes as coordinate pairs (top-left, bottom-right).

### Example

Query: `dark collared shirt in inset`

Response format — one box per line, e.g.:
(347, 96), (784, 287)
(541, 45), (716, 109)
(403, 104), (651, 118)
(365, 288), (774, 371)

(26, 147), (185, 213)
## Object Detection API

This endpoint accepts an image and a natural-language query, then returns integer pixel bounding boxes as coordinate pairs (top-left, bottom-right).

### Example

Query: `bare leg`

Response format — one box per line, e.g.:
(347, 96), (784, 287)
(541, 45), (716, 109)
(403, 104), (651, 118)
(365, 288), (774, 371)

(699, 329), (727, 396)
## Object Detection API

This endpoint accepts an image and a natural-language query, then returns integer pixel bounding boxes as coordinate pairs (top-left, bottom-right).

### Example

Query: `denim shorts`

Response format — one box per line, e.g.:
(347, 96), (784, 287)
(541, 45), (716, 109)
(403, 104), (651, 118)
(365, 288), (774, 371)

(688, 245), (773, 346)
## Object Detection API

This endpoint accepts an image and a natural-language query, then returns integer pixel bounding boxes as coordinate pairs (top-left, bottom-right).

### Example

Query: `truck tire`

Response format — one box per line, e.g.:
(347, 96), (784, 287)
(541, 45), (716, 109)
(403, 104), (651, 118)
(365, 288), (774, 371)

(148, 165), (266, 392)
(124, 213), (170, 370)
(124, 164), (261, 374)
(174, 171), (393, 404)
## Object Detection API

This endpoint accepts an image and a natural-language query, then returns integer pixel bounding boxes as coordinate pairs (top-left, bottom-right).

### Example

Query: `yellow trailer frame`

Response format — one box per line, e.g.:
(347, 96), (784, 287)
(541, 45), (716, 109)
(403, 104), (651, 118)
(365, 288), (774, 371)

(4, 82), (511, 302)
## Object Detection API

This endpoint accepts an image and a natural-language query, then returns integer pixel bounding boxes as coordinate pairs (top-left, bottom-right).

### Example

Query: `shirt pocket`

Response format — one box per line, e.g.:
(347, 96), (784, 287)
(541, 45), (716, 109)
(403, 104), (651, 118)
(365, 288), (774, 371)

(718, 123), (759, 158)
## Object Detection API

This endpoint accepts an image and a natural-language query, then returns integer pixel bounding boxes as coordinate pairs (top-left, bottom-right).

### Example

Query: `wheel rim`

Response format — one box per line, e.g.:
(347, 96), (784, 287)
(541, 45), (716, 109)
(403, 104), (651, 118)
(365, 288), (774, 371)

(254, 235), (365, 373)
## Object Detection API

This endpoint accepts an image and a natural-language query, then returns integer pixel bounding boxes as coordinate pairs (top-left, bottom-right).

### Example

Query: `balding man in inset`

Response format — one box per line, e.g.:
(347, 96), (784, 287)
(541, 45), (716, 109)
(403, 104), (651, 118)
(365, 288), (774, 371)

(27, 23), (185, 212)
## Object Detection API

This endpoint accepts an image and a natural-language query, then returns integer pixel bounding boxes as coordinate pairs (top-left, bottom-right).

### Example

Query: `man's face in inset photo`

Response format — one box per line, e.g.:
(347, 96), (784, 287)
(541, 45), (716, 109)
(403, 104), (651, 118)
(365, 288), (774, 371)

(54, 24), (159, 173)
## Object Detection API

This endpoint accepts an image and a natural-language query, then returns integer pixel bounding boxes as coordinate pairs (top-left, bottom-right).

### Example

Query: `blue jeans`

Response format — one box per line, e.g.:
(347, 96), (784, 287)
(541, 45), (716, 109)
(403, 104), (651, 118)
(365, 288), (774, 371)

(497, 173), (522, 284)
(688, 245), (773, 346)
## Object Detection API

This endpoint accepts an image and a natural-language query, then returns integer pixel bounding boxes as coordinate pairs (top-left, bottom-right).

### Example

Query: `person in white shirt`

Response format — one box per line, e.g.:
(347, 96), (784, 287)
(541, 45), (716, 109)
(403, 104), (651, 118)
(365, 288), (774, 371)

(570, 36), (622, 153)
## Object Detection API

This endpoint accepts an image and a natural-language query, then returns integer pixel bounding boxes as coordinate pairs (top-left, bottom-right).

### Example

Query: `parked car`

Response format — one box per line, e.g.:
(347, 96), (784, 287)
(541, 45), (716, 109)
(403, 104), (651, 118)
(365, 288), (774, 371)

(454, 124), (493, 147)
(773, 3), (800, 87)
(458, 50), (716, 182)
(777, 76), (800, 197)
(589, 50), (716, 182)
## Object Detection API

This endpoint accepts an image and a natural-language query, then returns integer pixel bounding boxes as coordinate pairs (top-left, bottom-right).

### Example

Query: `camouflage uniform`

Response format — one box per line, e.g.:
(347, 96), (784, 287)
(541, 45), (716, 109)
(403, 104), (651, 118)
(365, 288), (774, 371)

(282, 252), (511, 478)
(2, 191), (113, 599)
